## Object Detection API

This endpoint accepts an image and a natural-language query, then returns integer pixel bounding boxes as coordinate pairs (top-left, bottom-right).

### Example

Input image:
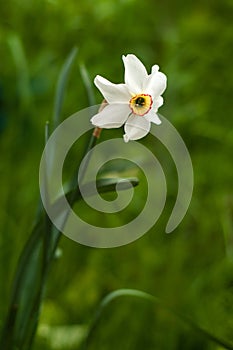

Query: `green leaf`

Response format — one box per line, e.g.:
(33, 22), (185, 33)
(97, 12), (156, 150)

(7, 34), (31, 110)
(80, 63), (96, 107)
(53, 47), (78, 128)
(84, 289), (233, 350)
(0, 221), (45, 349)
(0, 177), (139, 350)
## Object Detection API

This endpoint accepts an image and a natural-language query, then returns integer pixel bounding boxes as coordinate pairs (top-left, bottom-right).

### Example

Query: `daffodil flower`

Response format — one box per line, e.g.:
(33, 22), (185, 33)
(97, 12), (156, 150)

(91, 54), (167, 142)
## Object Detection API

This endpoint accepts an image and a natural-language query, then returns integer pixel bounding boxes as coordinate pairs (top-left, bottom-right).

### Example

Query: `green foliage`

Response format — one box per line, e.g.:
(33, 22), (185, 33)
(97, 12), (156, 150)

(0, 0), (233, 349)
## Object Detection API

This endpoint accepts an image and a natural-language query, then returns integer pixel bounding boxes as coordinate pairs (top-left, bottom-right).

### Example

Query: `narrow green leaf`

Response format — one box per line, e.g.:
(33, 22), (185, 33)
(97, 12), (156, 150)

(53, 177), (139, 217)
(7, 34), (31, 109)
(80, 63), (96, 107)
(53, 47), (78, 128)
(42, 120), (54, 265)
(50, 48), (78, 190)
(84, 288), (233, 350)
(36, 121), (50, 221)
(0, 177), (138, 350)
(0, 221), (44, 349)
(95, 177), (139, 193)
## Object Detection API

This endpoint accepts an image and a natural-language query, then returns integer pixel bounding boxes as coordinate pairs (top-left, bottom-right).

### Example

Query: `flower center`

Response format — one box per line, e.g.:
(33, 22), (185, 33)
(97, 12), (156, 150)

(129, 94), (153, 116)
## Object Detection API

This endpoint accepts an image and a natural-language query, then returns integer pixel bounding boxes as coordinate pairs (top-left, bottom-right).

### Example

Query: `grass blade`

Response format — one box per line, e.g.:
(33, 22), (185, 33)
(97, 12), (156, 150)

(0, 177), (138, 349)
(80, 63), (96, 107)
(53, 47), (78, 128)
(7, 34), (31, 110)
(84, 288), (233, 350)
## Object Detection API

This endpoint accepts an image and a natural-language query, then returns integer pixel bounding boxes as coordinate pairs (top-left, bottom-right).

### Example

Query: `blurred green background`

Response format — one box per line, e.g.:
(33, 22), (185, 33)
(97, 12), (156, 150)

(0, 0), (233, 349)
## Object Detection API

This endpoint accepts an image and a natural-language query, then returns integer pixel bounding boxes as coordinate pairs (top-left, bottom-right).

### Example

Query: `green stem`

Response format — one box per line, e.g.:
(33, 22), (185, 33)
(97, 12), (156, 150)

(74, 127), (102, 186)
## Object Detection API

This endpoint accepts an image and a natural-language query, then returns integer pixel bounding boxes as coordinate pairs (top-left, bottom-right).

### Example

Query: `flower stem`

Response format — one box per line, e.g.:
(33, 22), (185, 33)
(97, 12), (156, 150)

(77, 126), (102, 185)
(73, 100), (106, 186)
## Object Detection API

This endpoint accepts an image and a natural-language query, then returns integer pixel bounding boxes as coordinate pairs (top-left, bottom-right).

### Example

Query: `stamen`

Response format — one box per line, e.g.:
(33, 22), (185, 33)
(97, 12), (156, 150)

(129, 94), (152, 116)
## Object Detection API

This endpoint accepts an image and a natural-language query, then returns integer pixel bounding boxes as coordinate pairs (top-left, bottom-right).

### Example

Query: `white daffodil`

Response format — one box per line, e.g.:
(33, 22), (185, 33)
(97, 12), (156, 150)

(91, 54), (167, 142)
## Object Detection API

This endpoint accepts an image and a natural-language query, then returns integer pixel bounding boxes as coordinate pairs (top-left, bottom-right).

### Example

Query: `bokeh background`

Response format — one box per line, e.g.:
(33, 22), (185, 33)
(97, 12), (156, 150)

(0, 0), (233, 349)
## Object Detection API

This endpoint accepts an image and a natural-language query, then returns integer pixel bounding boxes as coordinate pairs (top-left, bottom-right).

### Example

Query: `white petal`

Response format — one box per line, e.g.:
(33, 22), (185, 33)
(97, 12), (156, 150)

(151, 96), (164, 113)
(154, 96), (164, 109)
(94, 75), (130, 103)
(144, 110), (162, 125)
(123, 114), (151, 142)
(122, 54), (148, 94)
(151, 64), (159, 74)
(144, 71), (167, 97)
(91, 104), (130, 129)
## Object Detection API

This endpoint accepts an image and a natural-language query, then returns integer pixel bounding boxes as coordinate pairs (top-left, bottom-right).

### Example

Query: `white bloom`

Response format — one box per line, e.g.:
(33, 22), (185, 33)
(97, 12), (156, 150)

(91, 54), (167, 142)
